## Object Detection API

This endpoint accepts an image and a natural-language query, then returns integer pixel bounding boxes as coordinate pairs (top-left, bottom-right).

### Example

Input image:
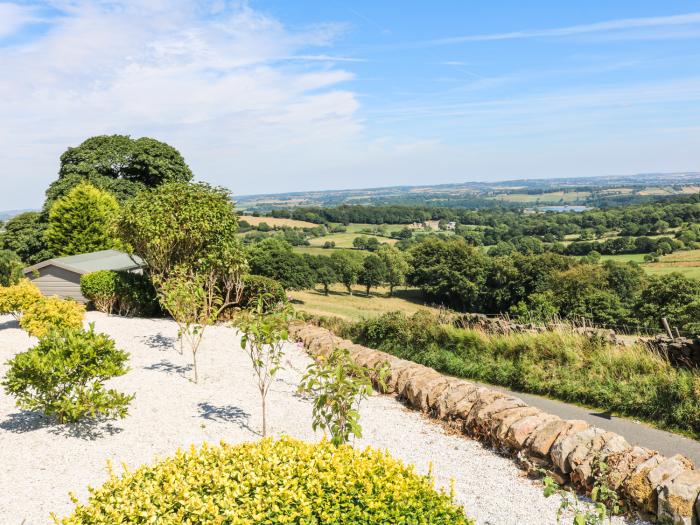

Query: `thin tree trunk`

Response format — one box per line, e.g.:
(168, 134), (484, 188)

(192, 350), (198, 383)
(261, 396), (267, 437)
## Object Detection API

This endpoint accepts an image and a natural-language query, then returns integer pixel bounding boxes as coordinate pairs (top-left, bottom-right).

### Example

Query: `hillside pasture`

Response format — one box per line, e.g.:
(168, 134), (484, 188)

(239, 215), (317, 228)
(308, 232), (398, 249)
(289, 284), (443, 321)
(600, 250), (700, 279)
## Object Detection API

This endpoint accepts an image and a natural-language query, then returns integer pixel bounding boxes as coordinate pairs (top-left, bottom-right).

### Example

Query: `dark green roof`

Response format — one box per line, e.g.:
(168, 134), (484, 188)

(23, 250), (145, 275)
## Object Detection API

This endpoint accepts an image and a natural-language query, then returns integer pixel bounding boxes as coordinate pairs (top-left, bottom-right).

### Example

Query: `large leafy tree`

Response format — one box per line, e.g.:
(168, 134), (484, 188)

(329, 250), (364, 295)
(359, 254), (387, 296)
(117, 182), (245, 280)
(377, 245), (409, 296)
(44, 182), (122, 256)
(246, 238), (315, 291)
(0, 249), (23, 286)
(408, 237), (490, 310)
(0, 212), (53, 264)
(637, 273), (700, 335)
(46, 135), (193, 206)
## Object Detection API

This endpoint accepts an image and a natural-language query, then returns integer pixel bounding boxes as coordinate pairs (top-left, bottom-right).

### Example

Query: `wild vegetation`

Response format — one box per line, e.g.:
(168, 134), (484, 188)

(330, 310), (700, 437)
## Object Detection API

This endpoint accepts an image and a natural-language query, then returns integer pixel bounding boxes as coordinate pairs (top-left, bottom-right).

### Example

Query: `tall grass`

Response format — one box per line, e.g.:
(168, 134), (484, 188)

(332, 311), (700, 438)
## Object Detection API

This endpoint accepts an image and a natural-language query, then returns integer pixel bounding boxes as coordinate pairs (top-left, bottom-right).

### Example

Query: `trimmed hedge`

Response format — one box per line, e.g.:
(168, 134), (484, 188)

(80, 271), (160, 317)
(55, 437), (472, 524)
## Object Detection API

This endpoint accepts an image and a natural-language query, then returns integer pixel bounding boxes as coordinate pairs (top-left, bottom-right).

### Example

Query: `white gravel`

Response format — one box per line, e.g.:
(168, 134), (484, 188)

(0, 312), (648, 525)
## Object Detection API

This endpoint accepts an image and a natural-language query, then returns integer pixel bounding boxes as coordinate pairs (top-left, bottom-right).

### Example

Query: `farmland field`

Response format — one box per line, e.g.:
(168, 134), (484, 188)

(601, 249), (700, 279)
(288, 284), (442, 321)
(308, 232), (397, 248)
(239, 215), (317, 228)
(487, 190), (591, 203)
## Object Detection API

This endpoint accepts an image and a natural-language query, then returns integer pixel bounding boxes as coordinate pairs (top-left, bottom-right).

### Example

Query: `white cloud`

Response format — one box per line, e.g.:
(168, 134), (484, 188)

(0, 2), (38, 38)
(418, 12), (700, 46)
(0, 0), (363, 207)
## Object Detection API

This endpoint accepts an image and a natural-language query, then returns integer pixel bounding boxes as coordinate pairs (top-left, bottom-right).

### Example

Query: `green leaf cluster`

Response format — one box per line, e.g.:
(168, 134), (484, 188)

(2, 324), (132, 423)
(54, 437), (472, 524)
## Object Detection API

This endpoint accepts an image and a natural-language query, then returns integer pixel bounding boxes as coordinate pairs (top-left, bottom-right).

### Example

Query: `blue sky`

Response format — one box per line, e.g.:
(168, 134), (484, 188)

(1, 1), (700, 208)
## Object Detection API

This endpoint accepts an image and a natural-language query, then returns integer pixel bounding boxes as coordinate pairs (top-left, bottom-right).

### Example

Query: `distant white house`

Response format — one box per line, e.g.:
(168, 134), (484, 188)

(446, 221), (457, 231)
(23, 250), (145, 303)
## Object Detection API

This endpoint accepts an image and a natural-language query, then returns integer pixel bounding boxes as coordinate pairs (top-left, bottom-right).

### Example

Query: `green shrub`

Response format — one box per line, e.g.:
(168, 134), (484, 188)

(2, 324), (133, 422)
(80, 270), (118, 313)
(80, 271), (160, 317)
(0, 249), (23, 287)
(114, 272), (160, 316)
(238, 274), (286, 310)
(349, 311), (700, 438)
(0, 279), (43, 320)
(19, 296), (85, 337)
(54, 437), (471, 524)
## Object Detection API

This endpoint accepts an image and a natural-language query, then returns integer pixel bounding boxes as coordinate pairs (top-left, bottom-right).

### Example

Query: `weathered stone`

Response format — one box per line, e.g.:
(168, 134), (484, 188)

(570, 432), (630, 489)
(492, 407), (543, 443)
(396, 365), (432, 396)
(469, 396), (527, 434)
(648, 454), (695, 493)
(384, 360), (418, 392)
(435, 381), (477, 420)
(404, 370), (444, 409)
(658, 470), (700, 525)
(505, 412), (558, 449)
(526, 419), (569, 459)
(625, 454), (666, 512)
(424, 378), (458, 412)
(456, 389), (503, 424)
(603, 446), (654, 491)
(550, 427), (605, 474)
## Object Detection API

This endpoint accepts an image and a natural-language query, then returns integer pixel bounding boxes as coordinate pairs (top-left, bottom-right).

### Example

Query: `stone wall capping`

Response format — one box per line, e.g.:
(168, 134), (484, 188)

(292, 322), (699, 524)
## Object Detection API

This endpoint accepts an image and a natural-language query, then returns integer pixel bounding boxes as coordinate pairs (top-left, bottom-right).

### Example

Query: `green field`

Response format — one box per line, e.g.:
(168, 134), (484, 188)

(289, 284), (441, 321)
(308, 232), (397, 249)
(600, 250), (700, 279)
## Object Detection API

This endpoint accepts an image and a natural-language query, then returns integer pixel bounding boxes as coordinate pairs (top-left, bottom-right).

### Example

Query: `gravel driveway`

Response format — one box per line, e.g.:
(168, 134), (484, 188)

(0, 313), (648, 524)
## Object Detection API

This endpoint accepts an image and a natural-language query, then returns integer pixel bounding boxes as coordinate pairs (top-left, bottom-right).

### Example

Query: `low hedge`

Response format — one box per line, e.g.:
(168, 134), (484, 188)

(80, 271), (160, 317)
(55, 437), (472, 524)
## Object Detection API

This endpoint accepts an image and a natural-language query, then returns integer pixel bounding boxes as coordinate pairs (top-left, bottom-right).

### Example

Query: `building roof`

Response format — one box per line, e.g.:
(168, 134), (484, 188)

(23, 250), (145, 275)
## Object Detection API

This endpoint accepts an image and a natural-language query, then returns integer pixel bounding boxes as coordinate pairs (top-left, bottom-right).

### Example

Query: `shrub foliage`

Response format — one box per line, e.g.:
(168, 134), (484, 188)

(238, 274), (286, 310)
(54, 437), (471, 524)
(0, 279), (43, 320)
(19, 296), (85, 338)
(80, 271), (159, 316)
(2, 324), (132, 423)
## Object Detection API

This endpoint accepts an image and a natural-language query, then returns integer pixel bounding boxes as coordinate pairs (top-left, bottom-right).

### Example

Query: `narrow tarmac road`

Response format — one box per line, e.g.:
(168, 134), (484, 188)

(478, 382), (700, 465)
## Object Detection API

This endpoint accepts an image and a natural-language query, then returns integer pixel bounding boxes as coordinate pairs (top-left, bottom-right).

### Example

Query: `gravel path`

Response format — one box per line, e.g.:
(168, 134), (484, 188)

(0, 313), (648, 525)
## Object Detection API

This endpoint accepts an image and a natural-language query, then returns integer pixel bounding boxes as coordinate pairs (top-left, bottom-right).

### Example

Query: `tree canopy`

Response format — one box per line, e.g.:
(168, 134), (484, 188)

(1, 212), (53, 264)
(44, 182), (122, 256)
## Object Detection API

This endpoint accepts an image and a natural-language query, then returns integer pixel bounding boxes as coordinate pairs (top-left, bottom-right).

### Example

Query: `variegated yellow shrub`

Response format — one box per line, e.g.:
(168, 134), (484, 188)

(0, 279), (42, 320)
(20, 296), (85, 337)
(55, 437), (473, 524)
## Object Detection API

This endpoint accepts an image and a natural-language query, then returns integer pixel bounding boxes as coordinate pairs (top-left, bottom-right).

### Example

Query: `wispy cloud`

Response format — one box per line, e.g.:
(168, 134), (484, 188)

(0, 2), (39, 37)
(418, 12), (700, 46)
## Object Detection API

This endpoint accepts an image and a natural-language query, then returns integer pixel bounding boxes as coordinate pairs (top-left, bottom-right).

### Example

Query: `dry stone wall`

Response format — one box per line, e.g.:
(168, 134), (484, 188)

(289, 322), (700, 525)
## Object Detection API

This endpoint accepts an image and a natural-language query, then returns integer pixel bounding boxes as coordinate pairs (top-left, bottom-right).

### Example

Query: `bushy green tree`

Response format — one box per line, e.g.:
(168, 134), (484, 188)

(0, 212), (53, 264)
(59, 135), (192, 186)
(44, 182), (121, 256)
(246, 238), (315, 290)
(637, 273), (700, 336)
(0, 249), (23, 286)
(329, 251), (364, 295)
(117, 182), (246, 287)
(2, 324), (133, 423)
(378, 245), (409, 296)
(359, 254), (387, 296)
